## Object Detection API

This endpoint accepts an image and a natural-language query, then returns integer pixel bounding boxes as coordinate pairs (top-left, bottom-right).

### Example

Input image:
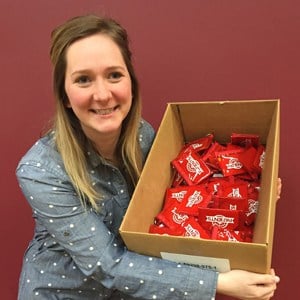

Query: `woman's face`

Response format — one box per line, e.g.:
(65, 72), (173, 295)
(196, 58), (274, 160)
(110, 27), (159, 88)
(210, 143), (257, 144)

(64, 33), (132, 141)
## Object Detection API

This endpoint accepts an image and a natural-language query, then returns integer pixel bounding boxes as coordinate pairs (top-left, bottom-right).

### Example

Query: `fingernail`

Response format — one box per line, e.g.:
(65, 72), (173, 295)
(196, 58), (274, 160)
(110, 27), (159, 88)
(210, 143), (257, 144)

(274, 276), (280, 283)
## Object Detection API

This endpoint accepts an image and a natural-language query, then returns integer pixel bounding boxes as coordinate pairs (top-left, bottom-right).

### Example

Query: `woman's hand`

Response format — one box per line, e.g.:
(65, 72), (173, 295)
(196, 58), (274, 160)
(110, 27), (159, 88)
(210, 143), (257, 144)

(277, 178), (282, 201)
(217, 269), (280, 300)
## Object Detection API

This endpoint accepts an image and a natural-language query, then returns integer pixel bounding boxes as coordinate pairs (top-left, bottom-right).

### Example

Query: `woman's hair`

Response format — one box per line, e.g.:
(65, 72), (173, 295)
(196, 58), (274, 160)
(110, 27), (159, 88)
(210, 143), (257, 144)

(50, 14), (142, 210)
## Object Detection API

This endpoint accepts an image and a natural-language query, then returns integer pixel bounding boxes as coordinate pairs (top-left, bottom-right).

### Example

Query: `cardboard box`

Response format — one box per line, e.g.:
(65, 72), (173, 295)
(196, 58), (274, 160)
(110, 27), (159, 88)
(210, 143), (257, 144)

(120, 100), (280, 273)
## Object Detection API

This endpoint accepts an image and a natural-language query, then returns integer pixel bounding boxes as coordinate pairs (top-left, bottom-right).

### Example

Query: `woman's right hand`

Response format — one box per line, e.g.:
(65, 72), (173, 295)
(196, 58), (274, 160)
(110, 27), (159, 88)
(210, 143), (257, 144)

(216, 269), (280, 299)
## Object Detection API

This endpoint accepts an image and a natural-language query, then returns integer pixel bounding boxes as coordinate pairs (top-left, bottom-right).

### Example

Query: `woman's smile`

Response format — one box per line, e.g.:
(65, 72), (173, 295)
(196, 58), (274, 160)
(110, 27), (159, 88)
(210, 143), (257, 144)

(90, 105), (120, 116)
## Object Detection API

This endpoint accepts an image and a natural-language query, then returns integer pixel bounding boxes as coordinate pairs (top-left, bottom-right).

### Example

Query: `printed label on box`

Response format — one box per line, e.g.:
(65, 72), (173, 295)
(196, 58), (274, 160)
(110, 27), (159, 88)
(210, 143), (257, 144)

(161, 252), (231, 273)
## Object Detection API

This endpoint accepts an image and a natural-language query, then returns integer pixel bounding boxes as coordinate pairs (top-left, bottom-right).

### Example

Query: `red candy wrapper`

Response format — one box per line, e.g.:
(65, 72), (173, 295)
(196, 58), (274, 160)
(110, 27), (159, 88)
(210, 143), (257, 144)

(198, 208), (243, 231)
(216, 196), (248, 213)
(216, 148), (246, 177)
(172, 150), (211, 185)
(231, 133), (260, 148)
(253, 145), (265, 173)
(182, 134), (214, 154)
(211, 227), (245, 242)
(182, 217), (210, 239)
(245, 190), (259, 225)
(238, 146), (259, 179)
(221, 180), (248, 199)
(149, 223), (185, 236)
(206, 177), (228, 196)
(155, 204), (189, 230)
(177, 185), (211, 216)
(164, 186), (190, 208)
(202, 141), (225, 171)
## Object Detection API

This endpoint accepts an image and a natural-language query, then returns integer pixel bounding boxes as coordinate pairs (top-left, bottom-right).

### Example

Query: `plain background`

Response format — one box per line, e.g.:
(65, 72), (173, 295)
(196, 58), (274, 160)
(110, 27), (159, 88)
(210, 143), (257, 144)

(1, 1), (299, 299)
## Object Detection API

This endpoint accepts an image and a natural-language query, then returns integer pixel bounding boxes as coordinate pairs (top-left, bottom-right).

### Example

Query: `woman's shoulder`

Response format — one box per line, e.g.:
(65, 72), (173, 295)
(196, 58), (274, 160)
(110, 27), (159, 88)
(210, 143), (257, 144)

(139, 119), (155, 139)
(138, 119), (156, 159)
(17, 132), (63, 171)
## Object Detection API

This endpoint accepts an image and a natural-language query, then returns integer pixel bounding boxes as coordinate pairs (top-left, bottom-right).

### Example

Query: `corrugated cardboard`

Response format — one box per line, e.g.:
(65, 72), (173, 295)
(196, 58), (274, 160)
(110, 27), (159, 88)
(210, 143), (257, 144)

(120, 100), (280, 273)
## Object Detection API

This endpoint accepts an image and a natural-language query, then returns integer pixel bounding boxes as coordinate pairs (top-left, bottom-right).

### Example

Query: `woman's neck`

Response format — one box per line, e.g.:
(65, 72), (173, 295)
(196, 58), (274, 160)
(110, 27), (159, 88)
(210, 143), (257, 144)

(93, 132), (121, 165)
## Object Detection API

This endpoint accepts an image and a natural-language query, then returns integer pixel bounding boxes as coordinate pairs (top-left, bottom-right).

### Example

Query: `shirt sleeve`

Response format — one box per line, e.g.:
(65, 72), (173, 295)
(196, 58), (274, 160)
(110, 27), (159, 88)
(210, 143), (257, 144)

(139, 119), (156, 161)
(16, 144), (218, 300)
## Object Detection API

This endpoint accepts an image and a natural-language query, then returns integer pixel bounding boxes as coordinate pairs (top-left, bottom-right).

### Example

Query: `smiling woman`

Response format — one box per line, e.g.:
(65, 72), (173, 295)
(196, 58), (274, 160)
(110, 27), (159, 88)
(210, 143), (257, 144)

(16, 14), (280, 300)
(64, 34), (133, 155)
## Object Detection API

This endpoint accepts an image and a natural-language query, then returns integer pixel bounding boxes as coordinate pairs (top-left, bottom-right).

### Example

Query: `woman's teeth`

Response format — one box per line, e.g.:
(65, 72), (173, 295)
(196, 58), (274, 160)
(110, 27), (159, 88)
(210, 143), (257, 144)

(94, 108), (115, 115)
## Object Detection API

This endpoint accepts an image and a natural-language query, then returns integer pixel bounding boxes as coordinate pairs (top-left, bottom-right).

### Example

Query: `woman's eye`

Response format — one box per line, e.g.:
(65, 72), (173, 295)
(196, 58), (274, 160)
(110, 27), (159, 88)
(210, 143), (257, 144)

(75, 75), (91, 85)
(109, 72), (123, 81)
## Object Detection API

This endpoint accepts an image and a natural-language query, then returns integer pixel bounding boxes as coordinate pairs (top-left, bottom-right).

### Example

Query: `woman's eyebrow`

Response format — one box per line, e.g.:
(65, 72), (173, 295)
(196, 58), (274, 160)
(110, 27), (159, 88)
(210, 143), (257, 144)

(71, 65), (126, 76)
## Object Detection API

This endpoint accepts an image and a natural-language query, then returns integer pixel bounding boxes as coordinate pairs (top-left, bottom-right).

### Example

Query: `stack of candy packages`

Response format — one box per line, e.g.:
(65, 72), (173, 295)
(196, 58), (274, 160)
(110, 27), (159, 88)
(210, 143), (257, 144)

(149, 133), (266, 243)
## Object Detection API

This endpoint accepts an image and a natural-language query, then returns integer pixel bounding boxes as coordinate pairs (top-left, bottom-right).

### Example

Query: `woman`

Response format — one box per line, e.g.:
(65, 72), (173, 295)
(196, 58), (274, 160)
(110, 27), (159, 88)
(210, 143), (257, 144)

(16, 14), (280, 299)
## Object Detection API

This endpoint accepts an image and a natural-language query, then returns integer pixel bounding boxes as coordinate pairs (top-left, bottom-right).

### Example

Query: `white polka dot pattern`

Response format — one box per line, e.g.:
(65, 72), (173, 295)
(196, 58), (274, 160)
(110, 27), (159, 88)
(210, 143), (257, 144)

(16, 121), (217, 299)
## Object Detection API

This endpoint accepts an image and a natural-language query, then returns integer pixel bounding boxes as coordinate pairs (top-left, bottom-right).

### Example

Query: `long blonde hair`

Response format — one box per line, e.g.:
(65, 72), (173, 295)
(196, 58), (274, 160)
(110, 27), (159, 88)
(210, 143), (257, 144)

(49, 15), (143, 210)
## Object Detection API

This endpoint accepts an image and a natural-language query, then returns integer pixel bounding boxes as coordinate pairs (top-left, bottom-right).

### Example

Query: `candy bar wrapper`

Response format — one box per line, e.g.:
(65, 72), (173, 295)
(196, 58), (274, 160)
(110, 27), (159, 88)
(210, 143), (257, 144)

(149, 223), (185, 236)
(198, 208), (243, 231)
(182, 134), (214, 154)
(201, 141), (226, 171)
(221, 180), (249, 199)
(182, 217), (210, 239)
(164, 186), (190, 210)
(177, 186), (212, 216)
(231, 133), (260, 148)
(211, 227), (245, 242)
(216, 148), (246, 177)
(238, 146), (260, 179)
(245, 190), (260, 225)
(253, 145), (265, 173)
(155, 205), (190, 231)
(172, 150), (211, 185)
(205, 177), (231, 196)
(216, 196), (248, 213)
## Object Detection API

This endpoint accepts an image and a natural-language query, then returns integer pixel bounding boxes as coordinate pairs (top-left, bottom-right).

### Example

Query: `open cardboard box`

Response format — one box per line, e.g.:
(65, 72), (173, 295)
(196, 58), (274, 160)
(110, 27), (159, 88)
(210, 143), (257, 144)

(120, 100), (280, 273)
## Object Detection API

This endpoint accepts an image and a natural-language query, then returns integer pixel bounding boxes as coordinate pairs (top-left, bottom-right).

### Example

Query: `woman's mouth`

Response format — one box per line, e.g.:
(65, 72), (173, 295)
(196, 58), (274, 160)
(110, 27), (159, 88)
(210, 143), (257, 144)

(91, 106), (118, 115)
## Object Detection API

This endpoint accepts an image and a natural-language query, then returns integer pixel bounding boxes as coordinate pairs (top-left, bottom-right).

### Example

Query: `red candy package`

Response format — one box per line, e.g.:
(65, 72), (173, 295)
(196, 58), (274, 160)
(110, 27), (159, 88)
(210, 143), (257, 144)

(172, 150), (211, 185)
(149, 223), (185, 236)
(198, 208), (242, 231)
(253, 145), (265, 173)
(216, 196), (248, 213)
(155, 204), (189, 231)
(182, 217), (210, 239)
(182, 134), (214, 154)
(221, 180), (248, 199)
(202, 141), (225, 171)
(211, 227), (245, 242)
(245, 190), (259, 225)
(177, 185), (212, 216)
(231, 133), (260, 148)
(238, 146), (259, 179)
(216, 148), (246, 177)
(164, 186), (190, 208)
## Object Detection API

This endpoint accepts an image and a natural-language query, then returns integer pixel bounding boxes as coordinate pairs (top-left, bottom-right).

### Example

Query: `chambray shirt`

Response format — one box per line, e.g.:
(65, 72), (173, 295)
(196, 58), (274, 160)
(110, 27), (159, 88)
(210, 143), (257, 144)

(16, 120), (218, 300)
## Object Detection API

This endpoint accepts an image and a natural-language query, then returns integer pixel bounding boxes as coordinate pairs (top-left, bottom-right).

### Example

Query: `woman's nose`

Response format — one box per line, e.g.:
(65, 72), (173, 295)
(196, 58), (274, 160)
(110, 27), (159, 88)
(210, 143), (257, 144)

(93, 79), (111, 101)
